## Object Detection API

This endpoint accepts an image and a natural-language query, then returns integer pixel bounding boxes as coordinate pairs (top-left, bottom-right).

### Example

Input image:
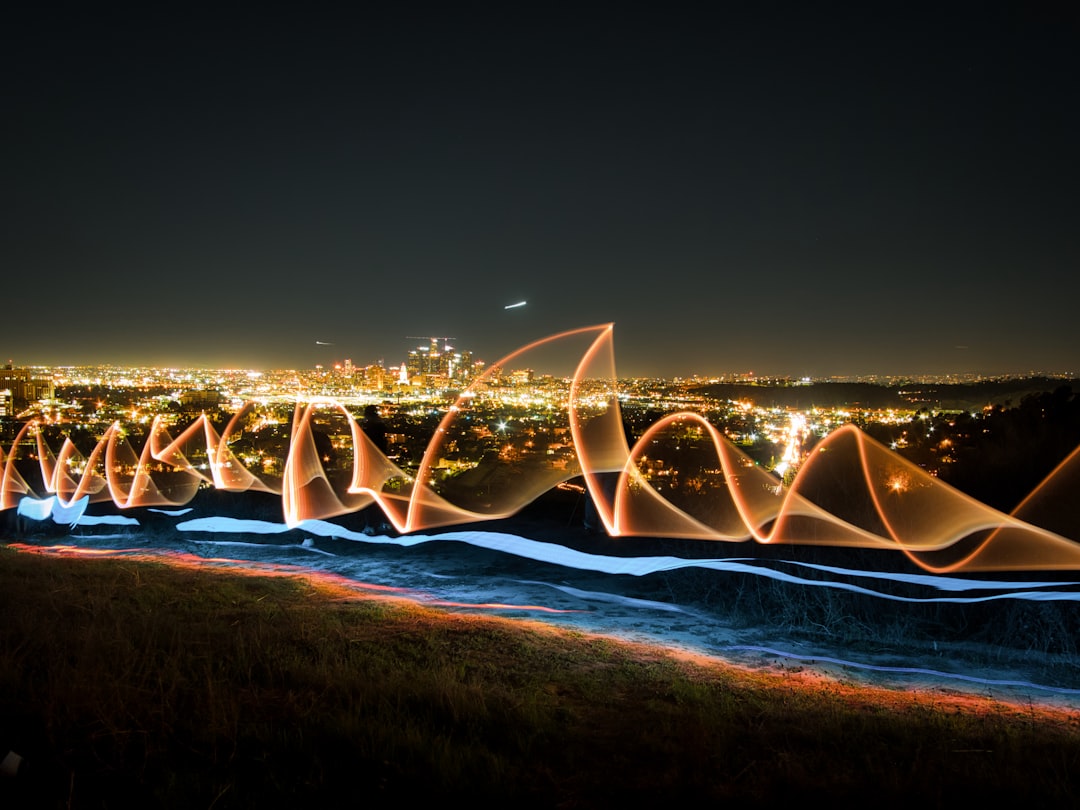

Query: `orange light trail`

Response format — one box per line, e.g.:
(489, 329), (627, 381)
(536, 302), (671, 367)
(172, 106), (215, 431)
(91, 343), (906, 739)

(422, 600), (583, 613)
(5, 323), (1080, 573)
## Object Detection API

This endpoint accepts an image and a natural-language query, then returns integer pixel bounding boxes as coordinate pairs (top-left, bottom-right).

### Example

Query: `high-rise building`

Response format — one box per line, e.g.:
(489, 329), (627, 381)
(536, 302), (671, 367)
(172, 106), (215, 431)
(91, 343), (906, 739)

(362, 363), (388, 390)
(0, 364), (55, 410)
(404, 338), (473, 384)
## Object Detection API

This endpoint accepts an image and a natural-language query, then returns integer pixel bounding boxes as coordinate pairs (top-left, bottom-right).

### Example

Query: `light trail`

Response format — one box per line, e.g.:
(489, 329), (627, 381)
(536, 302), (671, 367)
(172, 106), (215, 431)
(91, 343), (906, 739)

(4, 323), (1080, 573)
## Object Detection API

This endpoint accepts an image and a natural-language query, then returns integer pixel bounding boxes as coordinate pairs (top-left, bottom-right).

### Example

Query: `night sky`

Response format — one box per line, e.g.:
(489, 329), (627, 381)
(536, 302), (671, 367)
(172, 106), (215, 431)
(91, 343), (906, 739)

(4, 4), (1078, 378)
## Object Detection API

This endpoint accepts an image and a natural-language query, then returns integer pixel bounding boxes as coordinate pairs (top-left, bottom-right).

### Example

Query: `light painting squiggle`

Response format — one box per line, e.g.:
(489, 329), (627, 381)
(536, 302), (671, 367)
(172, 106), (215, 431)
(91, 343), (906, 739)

(4, 324), (1080, 573)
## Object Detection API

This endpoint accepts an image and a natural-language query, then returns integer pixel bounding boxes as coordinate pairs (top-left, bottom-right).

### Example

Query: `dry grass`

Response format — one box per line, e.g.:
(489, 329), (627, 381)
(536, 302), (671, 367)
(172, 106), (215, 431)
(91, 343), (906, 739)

(1, 545), (1079, 808)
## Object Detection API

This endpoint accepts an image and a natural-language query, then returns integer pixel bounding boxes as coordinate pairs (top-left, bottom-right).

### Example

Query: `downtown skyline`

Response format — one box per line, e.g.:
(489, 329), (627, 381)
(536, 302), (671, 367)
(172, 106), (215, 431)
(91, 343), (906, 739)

(4, 4), (1078, 378)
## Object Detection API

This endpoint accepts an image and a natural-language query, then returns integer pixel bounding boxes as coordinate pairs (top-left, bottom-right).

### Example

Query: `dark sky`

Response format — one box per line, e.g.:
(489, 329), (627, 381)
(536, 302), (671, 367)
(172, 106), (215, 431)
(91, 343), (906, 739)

(3, 3), (1078, 378)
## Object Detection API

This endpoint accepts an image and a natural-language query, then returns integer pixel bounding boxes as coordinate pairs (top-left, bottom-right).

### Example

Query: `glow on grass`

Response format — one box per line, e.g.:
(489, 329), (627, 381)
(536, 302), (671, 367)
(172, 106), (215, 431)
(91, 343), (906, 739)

(4, 543), (583, 613)
(8, 541), (1080, 722)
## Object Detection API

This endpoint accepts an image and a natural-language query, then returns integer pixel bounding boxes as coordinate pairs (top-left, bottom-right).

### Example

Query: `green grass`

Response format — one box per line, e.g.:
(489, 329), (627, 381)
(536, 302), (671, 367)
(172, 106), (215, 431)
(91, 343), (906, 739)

(1, 546), (1079, 808)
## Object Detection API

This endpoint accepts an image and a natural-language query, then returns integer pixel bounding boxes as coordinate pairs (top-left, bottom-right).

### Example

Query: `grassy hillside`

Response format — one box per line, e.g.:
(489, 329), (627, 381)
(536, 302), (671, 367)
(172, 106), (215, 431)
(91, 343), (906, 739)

(1, 546), (1079, 808)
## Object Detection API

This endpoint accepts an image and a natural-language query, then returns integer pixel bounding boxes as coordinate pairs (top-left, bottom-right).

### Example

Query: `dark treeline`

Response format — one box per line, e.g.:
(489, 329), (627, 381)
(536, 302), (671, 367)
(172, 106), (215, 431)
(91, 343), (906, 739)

(855, 385), (1080, 513)
(696, 377), (1079, 412)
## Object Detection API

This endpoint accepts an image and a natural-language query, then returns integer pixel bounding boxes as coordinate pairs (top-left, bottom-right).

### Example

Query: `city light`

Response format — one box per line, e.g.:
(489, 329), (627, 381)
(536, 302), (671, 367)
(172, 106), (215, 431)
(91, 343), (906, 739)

(3, 325), (1080, 574)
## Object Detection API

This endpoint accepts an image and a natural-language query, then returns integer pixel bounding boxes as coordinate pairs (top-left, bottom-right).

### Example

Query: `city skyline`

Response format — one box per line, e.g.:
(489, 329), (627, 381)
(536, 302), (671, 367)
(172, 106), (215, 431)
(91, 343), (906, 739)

(4, 5), (1078, 378)
(6, 347), (1079, 385)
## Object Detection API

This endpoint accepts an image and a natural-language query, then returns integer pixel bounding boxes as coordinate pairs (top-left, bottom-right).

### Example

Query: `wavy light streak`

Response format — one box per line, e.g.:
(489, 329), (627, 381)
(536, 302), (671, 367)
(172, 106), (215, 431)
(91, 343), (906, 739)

(4, 324), (1080, 573)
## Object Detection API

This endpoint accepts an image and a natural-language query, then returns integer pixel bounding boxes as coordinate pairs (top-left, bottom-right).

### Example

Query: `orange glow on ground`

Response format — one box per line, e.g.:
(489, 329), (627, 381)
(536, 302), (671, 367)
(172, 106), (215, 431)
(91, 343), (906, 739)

(7, 542), (1078, 718)
(3, 543), (582, 613)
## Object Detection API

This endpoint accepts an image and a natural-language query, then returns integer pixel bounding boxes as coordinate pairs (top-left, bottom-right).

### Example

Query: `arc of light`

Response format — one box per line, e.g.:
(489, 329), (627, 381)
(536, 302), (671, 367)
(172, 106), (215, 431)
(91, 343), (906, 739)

(33, 427), (60, 494)
(1011, 441), (1080, 520)
(148, 414), (221, 487)
(708, 425), (876, 552)
(613, 413), (766, 540)
(567, 324), (624, 536)
(3, 324), (1080, 574)
(781, 425), (934, 556)
(101, 423), (130, 507)
(95, 420), (198, 509)
(36, 428), (109, 508)
(343, 406), (413, 532)
(407, 323), (615, 534)
(70, 431), (112, 506)
(612, 412), (881, 545)
(282, 401), (332, 526)
(214, 404), (281, 494)
(0, 445), (19, 511)
(282, 399), (411, 529)
(0, 421), (37, 510)
(215, 408), (251, 490)
(610, 411), (1078, 567)
(783, 424), (1072, 573)
(996, 441), (1080, 551)
(102, 422), (155, 509)
(2, 421), (108, 511)
(847, 425), (1029, 572)
(48, 436), (87, 504)
(750, 425), (935, 550)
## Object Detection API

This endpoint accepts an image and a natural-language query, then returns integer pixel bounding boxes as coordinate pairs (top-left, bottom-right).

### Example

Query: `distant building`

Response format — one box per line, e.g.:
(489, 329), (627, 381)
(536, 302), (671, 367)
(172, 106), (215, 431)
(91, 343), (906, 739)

(0, 364), (55, 410)
(404, 338), (474, 384)
(361, 363), (388, 390)
(178, 389), (223, 410)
